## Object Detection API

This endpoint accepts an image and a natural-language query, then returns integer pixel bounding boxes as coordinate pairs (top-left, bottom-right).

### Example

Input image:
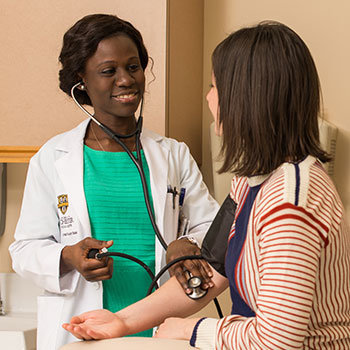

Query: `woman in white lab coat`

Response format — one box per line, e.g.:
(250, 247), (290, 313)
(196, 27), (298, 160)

(9, 14), (218, 350)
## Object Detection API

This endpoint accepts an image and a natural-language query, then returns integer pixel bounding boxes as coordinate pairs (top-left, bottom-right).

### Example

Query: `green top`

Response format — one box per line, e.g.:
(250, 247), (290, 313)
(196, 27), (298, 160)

(83, 145), (155, 337)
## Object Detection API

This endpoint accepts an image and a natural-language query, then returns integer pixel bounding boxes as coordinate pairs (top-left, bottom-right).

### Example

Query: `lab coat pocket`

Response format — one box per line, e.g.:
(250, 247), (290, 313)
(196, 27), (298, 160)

(163, 191), (179, 244)
(37, 294), (64, 350)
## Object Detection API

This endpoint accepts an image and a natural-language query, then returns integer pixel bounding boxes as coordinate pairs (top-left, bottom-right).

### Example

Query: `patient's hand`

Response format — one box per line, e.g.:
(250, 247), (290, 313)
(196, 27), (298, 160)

(62, 309), (126, 340)
(154, 317), (199, 340)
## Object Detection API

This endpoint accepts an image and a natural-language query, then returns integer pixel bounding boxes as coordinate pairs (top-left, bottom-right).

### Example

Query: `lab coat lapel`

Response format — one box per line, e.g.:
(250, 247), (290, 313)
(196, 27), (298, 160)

(55, 121), (91, 238)
(141, 130), (168, 237)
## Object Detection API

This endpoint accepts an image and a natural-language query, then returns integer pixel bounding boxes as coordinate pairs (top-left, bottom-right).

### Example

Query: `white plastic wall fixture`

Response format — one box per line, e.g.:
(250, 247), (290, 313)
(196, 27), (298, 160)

(318, 118), (338, 177)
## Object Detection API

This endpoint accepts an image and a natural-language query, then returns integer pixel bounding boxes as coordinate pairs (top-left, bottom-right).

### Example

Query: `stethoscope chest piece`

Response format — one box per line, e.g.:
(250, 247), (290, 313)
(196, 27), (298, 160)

(187, 275), (208, 299)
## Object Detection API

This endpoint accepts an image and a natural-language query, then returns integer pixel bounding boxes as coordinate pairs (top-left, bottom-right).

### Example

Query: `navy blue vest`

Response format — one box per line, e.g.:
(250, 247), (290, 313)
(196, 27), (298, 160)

(225, 184), (262, 317)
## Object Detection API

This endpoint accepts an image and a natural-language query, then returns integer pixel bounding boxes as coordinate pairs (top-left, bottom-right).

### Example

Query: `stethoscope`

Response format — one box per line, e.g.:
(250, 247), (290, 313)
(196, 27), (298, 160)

(71, 82), (212, 303)
(71, 82), (167, 251)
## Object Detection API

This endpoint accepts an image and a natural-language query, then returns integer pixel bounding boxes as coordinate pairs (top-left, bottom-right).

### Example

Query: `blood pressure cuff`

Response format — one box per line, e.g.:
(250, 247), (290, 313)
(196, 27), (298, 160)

(201, 194), (237, 277)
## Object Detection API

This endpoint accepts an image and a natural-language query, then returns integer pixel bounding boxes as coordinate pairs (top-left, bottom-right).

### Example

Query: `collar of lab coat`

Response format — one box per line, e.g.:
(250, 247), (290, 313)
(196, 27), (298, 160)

(54, 119), (168, 242)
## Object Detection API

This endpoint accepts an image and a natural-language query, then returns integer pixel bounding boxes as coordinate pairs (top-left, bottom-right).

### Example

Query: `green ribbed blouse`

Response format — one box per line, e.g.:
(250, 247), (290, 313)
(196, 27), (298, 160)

(83, 145), (155, 337)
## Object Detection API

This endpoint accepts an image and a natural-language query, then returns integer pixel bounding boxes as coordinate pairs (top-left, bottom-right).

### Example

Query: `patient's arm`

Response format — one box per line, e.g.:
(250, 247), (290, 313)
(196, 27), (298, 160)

(62, 268), (228, 340)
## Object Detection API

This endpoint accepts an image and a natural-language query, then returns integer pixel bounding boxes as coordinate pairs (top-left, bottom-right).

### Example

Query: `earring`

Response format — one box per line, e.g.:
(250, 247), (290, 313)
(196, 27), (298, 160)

(78, 82), (86, 91)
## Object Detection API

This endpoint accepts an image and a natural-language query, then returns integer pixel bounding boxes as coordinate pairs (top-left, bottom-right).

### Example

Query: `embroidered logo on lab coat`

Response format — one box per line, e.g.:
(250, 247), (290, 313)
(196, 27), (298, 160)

(57, 194), (69, 214)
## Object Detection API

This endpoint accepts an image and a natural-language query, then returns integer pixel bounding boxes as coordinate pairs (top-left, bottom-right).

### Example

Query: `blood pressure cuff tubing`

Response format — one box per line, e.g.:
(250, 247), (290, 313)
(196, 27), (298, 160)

(201, 194), (237, 277)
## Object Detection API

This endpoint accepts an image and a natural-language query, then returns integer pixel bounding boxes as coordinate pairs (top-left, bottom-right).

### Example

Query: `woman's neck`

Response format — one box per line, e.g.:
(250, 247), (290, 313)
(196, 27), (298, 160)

(85, 116), (139, 152)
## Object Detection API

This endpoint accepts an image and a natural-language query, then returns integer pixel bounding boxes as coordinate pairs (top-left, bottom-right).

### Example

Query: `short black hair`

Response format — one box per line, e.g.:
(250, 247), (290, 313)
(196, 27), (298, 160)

(59, 13), (148, 106)
(212, 21), (330, 176)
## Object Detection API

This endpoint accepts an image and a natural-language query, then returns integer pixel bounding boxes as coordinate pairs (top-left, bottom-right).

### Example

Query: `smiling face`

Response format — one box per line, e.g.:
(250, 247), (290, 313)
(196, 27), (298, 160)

(80, 34), (145, 123)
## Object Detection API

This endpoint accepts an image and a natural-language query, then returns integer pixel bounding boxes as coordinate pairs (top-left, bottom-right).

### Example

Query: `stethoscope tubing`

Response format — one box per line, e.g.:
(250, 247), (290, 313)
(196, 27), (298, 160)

(100, 122), (168, 251)
(71, 82), (168, 250)
(92, 251), (157, 288)
(72, 83), (223, 317)
(94, 250), (224, 318)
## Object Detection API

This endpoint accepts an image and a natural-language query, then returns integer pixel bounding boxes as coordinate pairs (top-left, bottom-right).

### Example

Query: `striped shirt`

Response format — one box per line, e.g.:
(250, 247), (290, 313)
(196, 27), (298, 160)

(196, 156), (350, 349)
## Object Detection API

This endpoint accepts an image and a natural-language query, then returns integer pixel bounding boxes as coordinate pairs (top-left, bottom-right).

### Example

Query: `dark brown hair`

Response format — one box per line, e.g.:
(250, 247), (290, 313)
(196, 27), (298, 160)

(59, 14), (148, 106)
(212, 21), (330, 176)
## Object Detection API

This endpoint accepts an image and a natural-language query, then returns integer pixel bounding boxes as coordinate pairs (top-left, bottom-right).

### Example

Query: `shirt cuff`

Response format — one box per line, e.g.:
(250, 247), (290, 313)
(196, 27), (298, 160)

(191, 317), (218, 349)
(177, 235), (200, 248)
(190, 317), (207, 347)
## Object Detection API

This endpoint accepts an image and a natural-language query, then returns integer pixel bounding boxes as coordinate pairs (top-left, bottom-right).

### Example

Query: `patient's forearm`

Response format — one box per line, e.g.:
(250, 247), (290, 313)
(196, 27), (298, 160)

(117, 270), (228, 336)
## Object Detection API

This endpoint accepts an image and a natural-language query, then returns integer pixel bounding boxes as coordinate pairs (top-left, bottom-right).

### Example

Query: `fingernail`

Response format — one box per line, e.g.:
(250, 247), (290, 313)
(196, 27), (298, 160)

(186, 288), (191, 294)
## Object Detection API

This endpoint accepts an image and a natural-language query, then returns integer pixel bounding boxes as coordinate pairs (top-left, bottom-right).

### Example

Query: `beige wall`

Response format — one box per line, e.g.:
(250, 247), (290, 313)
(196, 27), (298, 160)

(0, 0), (167, 146)
(167, 0), (204, 164)
(201, 0), (350, 219)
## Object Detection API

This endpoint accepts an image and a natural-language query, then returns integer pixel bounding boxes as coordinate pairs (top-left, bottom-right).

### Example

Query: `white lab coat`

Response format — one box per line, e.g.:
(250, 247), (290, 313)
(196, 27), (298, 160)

(9, 119), (219, 350)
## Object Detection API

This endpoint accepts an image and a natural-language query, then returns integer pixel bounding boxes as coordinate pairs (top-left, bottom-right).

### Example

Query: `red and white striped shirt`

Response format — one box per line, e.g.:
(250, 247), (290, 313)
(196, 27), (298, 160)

(196, 156), (350, 349)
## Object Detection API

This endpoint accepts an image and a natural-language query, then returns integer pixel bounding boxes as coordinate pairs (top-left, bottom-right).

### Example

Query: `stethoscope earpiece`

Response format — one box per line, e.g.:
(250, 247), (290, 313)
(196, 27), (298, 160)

(77, 82), (86, 91)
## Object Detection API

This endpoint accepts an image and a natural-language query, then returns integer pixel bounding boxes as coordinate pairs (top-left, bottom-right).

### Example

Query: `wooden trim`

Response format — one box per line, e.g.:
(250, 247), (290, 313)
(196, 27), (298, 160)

(0, 146), (40, 163)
